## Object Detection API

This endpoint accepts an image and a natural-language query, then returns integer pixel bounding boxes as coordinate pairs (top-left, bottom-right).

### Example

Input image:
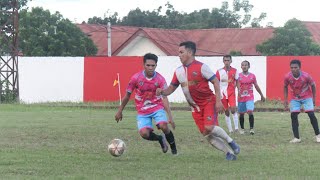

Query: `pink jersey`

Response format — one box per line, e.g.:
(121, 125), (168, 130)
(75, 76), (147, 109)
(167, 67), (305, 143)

(238, 72), (256, 102)
(127, 71), (167, 115)
(171, 60), (216, 107)
(216, 66), (239, 99)
(284, 71), (314, 100)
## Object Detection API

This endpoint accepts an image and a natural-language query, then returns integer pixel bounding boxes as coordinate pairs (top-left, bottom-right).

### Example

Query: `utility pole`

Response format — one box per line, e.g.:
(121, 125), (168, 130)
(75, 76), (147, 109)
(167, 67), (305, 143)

(0, 0), (19, 103)
(107, 21), (111, 57)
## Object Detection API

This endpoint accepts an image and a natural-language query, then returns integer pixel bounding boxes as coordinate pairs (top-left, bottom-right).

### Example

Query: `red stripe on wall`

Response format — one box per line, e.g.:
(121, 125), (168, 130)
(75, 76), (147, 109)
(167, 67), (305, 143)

(267, 56), (320, 106)
(84, 56), (142, 102)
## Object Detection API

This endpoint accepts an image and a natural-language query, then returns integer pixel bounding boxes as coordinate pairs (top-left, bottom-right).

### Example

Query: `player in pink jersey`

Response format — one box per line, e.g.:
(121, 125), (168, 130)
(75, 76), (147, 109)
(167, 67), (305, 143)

(284, 59), (320, 143)
(216, 55), (239, 133)
(157, 41), (240, 161)
(115, 53), (177, 155)
(237, 60), (265, 135)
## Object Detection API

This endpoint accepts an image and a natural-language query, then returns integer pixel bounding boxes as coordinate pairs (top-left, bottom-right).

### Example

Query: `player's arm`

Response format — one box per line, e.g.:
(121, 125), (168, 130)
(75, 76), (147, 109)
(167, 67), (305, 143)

(311, 83), (316, 106)
(156, 84), (178, 96)
(162, 96), (175, 130)
(253, 82), (265, 102)
(115, 92), (131, 123)
(284, 81), (289, 109)
(210, 77), (224, 114)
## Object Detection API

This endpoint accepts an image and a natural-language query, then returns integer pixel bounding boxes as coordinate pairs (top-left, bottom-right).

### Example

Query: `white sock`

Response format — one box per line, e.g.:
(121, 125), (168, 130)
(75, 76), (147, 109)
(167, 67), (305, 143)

(212, 126), (233, 143)
(233, 113), (239, 130)
(225, 116), (233, 132)
(205, 134), (231, 154)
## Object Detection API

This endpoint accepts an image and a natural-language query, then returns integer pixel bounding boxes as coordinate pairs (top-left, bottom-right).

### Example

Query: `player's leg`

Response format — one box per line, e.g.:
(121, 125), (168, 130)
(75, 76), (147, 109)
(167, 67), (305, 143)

(205, 134), (236, 160)
(229, 93), (239, 131)
(246, 100), (255, 135)
(222, 99), (233, 133)
(238, 102), (246, 134)
(155, 109), (177, 154)
(303, 98), (320, 142)
(137, 113), (168, 153)
(202, 101), (240, 155)
(289, 99), (302, 143)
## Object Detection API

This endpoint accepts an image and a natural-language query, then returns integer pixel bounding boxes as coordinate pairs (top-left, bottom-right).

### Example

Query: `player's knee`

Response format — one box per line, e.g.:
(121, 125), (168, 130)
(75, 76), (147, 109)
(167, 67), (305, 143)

(240, 114), (244, 119)
(291, 112), (299, 120)
(203, 126), (213, 136)
(139, 130), (149, 139)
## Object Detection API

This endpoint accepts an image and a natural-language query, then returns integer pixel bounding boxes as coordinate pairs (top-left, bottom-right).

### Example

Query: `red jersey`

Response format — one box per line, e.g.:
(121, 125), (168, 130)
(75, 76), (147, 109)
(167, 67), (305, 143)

(238, 72), (256, 102)
(170, 60), (216, 107)
(284, 71), (314, 100)
(216, 66), (239, 99)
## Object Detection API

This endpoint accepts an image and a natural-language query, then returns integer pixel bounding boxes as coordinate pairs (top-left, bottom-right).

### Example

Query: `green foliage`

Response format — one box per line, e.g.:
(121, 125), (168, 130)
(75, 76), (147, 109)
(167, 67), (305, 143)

(229, 50), (243, 56)
(19, 7), (97, 56)
(0, 80), (18, 103)
(257, 18), (320, 55)
(87, 0), (267, 29)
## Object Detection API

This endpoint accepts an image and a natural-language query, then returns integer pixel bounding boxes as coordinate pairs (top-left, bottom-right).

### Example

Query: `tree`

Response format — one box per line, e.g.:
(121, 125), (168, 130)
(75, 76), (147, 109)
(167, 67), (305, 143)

(87, 0), (267, 29)
(19, 7), (97, 56)
(256, 19), (320, 56)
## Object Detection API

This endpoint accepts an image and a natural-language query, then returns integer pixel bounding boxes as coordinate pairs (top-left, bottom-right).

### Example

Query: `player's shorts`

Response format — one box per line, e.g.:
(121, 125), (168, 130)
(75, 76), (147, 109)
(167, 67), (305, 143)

(290, 98), (314, 112)
(136, 109), (168, 131)
(192, 100), (219, 134)
(238, 100), (254, 114)
(221, 93), (236, 109)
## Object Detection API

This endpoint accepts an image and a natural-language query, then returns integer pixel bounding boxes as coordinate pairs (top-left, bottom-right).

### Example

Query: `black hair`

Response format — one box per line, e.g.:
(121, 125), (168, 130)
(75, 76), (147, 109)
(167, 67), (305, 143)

(179, 41), (196, 55)
(223, 55), (232, 60)
(143, 53), (158, 64)
(290, 59), (301, 68)
(242, 60), (250, 67)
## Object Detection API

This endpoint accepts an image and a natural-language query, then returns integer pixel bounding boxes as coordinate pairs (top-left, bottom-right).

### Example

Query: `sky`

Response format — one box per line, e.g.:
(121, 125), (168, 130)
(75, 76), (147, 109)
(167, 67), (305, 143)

(27, 0), (320, 27)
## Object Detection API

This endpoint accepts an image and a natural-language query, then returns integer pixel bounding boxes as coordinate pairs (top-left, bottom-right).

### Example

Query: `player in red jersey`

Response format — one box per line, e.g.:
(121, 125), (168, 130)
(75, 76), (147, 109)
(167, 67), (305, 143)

(284, 59), (320, 143)
(216, 55), (239, 133)
(157, 41), (240, 160)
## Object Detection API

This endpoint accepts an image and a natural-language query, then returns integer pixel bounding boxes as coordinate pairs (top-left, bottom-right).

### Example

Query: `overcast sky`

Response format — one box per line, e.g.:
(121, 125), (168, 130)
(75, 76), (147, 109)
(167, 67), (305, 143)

(27, 0), (320, 27)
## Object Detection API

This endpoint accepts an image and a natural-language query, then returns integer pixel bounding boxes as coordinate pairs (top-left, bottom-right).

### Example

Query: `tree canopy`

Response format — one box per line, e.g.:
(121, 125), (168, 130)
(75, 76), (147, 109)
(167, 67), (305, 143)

(19, 7), (97, 56)
(256, 19), (320, 56)
(87, 0), (267, 29)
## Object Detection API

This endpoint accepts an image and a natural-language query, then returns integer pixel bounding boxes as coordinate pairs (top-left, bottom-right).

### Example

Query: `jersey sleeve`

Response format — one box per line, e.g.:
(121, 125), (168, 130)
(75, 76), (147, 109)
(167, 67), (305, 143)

(201, 64), (216, 81)
(126, 75), (137, 93)
(216, 70), (220, 81)
(170, 72), (180, 87)
(307, 74), (315, 85)
(284, 74), (289, 86)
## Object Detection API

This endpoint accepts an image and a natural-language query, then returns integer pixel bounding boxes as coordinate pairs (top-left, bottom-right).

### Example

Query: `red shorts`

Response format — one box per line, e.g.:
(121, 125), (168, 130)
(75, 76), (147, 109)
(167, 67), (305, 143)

(221, 93), (236, 109)
(192, 100), (219, 134)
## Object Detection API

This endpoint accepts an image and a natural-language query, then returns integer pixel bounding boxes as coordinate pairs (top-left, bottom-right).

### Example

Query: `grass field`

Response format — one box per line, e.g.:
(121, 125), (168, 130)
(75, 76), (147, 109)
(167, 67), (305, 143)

(1, 104), (320, 179)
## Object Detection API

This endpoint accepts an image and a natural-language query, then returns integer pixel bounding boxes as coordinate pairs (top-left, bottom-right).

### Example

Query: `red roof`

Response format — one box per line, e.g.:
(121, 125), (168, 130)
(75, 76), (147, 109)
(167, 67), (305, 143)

(77, 22), (320, 56)
(303, 21), (320, 44)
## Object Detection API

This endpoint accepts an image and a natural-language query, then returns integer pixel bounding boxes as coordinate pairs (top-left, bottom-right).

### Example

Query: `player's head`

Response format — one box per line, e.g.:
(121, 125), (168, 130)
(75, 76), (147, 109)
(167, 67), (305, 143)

(179, 41), (196, 65)
(223, 55), (232, 67)
(241, 60), (250, 72)
(290, 59), (301, 76)
(143, 53), (158, 77)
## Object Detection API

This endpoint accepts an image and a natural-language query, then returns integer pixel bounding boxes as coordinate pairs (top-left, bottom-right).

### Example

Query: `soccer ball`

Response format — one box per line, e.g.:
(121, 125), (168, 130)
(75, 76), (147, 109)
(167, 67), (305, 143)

(108, 139), (126, 157)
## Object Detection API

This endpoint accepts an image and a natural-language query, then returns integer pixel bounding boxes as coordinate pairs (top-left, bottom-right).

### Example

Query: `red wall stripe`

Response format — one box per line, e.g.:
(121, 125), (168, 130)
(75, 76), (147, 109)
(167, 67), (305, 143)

(83, 56), (142, 102)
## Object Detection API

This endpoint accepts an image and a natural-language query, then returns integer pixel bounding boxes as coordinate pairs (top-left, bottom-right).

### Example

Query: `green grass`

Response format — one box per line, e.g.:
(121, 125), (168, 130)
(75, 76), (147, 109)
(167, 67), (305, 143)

(0, 104), (319, 179)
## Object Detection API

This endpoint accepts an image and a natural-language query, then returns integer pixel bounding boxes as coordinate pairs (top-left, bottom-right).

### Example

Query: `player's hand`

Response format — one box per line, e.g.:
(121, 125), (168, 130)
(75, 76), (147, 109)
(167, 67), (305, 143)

(216, 100), (225, 114)
(115, 111), (123, 123)
(169, 119), (176, 130)
(156, 88), (162, 96)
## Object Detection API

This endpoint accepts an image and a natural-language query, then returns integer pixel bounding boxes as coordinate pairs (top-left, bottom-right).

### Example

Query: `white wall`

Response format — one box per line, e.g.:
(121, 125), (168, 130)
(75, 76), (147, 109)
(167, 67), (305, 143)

(19, 57), (84, 103)
(117, 33), (167, 56)
(157, 56), (267, 103)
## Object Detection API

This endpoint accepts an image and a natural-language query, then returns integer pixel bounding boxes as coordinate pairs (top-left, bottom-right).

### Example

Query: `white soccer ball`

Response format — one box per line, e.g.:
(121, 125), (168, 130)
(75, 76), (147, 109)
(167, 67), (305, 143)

(108, 139), (126, 157)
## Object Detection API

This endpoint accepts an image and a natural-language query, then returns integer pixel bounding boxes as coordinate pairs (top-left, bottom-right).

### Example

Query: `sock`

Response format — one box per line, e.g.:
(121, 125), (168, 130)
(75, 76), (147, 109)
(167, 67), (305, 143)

(165, 131), (177, 152)
(307, 112), (320, 135)
(145, 132), (162, 141)
(249, 114), (254, 129)
(240, 114), (244, 129)
(205, 134), (231, 154)
(233, 113), (239, 130)
(291, 112), (300, 139)
(225, 116), (233, 132)
(211, 126), (233, 143)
